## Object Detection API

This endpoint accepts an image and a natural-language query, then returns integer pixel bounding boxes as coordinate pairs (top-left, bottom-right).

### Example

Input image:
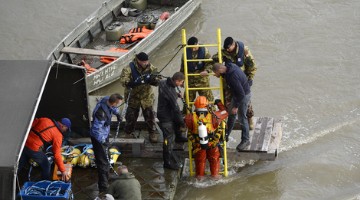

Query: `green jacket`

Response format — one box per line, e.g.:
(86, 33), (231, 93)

(213, 45), (257, 80)
(120, 59), (158, 109)
(107, 173), (141, 200)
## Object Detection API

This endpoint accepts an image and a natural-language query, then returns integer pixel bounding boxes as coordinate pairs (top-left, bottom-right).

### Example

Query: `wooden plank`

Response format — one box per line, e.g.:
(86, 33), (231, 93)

(61, 47), (126, 57)
(249, 117), (264, 151)
(261, 117), (274, 152)
(247, 117), (274, 152)
(68, 137), (144, 144)
(268, 119), (283, 153)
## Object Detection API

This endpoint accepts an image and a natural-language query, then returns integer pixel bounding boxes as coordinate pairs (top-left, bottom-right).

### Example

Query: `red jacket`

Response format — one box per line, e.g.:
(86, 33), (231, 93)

(25, 118), (65, 172)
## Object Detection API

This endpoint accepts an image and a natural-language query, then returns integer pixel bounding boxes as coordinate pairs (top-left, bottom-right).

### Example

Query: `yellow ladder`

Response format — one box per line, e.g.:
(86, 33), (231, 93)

(182, 28), (228, 177)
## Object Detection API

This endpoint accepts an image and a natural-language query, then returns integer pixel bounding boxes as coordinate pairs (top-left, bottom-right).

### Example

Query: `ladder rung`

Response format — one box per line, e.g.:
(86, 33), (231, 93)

(186, 58), (213, 62)
(188, 87), (221, 91)
(187, 73), (215, 76)
(186, 44), (218, 48)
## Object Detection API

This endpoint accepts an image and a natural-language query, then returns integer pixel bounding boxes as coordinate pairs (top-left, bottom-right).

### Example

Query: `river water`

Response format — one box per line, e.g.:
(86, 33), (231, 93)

(1, 0), (360, 199)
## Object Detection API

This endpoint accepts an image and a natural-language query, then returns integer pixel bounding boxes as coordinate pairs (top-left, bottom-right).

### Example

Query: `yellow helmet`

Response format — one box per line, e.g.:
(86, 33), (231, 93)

(77, 148), (95, 168)
(66, 147), (81, 166)
(109, 146), (121, 164)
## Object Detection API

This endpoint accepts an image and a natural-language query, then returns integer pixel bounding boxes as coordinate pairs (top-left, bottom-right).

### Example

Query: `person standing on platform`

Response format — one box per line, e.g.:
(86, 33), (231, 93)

(157, 72), (188, 170)
(90, 93), (123, 194)
(212, 63), (251, 151)
(120, 52), (160, 143)
(213, 36), (256, 130)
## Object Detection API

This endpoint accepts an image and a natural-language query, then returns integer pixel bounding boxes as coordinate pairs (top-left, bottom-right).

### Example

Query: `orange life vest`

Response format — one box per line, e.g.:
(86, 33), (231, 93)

(99, 48), (129, 64)
(120, 26), (153, 44)
(81, 60), (97, 74)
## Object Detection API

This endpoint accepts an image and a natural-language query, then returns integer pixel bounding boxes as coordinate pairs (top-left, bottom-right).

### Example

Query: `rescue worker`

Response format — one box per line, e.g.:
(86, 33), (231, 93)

(213, 37), (256, 130)
(212, 63), (251, 151)
(180, 36), (214, 112)
(90, 93), (123, 194)
(185, 96), (223, 180)
(157, 72), (188, 170)
(106, 165), (141, 200)
(120, 52), (160, 143)
(18, 117), (72, 181)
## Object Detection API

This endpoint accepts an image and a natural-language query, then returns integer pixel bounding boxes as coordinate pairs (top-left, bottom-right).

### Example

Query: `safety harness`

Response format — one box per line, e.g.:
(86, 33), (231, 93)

(31, 125), (56, 151)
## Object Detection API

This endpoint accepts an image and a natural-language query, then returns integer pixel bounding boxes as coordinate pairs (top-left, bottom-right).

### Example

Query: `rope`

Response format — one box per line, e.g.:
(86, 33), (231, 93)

(23, 180), (68, 196)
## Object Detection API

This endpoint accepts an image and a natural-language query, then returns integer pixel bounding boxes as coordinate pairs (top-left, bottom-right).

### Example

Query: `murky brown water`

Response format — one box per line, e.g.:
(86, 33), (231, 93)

(1, 0), (360, 199)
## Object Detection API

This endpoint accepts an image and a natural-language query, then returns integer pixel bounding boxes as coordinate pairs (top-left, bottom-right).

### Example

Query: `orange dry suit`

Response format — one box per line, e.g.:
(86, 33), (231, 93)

(185, 110), (224, 177)
(120, 26), (153, 44)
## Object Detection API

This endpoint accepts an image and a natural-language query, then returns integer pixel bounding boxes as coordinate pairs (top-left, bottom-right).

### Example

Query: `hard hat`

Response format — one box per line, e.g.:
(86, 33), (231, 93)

(78, 154), (90, 168)
(66, 148), (81, 166)
(78, 148), (95, 168)
(194, 96), (208, 109)
(109, 146), (121, 164)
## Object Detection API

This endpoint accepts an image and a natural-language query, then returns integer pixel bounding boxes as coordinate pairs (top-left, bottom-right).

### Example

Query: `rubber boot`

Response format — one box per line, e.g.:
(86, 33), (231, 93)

(248, 117), (254, 130)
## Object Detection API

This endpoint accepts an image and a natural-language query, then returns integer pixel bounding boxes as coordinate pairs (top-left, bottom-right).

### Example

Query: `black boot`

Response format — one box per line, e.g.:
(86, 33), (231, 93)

(175, 135), (188, 143)
(164, 162), (180, 170)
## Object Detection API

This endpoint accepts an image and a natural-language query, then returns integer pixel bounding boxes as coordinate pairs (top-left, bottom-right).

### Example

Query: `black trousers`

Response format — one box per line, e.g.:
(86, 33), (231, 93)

(91, 136), (109, 192)
(159, 122), (180, 166)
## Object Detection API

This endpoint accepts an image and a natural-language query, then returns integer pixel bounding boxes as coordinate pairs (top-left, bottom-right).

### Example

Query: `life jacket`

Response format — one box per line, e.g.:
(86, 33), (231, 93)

(100, 48), (128, 64)
(129, 62), (142, 83)
(120, 26), (153, 44)
(92, 96), (112, 126)
(235, 41), (245, 67)
(186, 47), (206, 73)
(128, 26), (153, 34)
(186, 112), (215, 134)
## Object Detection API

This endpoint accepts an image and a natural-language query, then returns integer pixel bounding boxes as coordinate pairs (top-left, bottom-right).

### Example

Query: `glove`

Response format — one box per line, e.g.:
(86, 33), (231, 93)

(208, 141), (218, 148)
(143, 74), (151, 83)
(248, 79), (253, 87)
(116, 114), (122, 122)
(127, 78), (142, 88)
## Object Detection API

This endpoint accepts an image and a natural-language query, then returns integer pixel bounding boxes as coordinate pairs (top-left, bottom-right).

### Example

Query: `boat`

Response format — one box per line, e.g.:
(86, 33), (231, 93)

(47, 0), (201, 93)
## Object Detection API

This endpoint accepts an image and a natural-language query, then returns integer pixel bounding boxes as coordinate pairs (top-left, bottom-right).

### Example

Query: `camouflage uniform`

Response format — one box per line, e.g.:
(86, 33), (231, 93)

(180, 47), (214, 110)
(213, 43), (256, 127)
(120, 59), (159, 138)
